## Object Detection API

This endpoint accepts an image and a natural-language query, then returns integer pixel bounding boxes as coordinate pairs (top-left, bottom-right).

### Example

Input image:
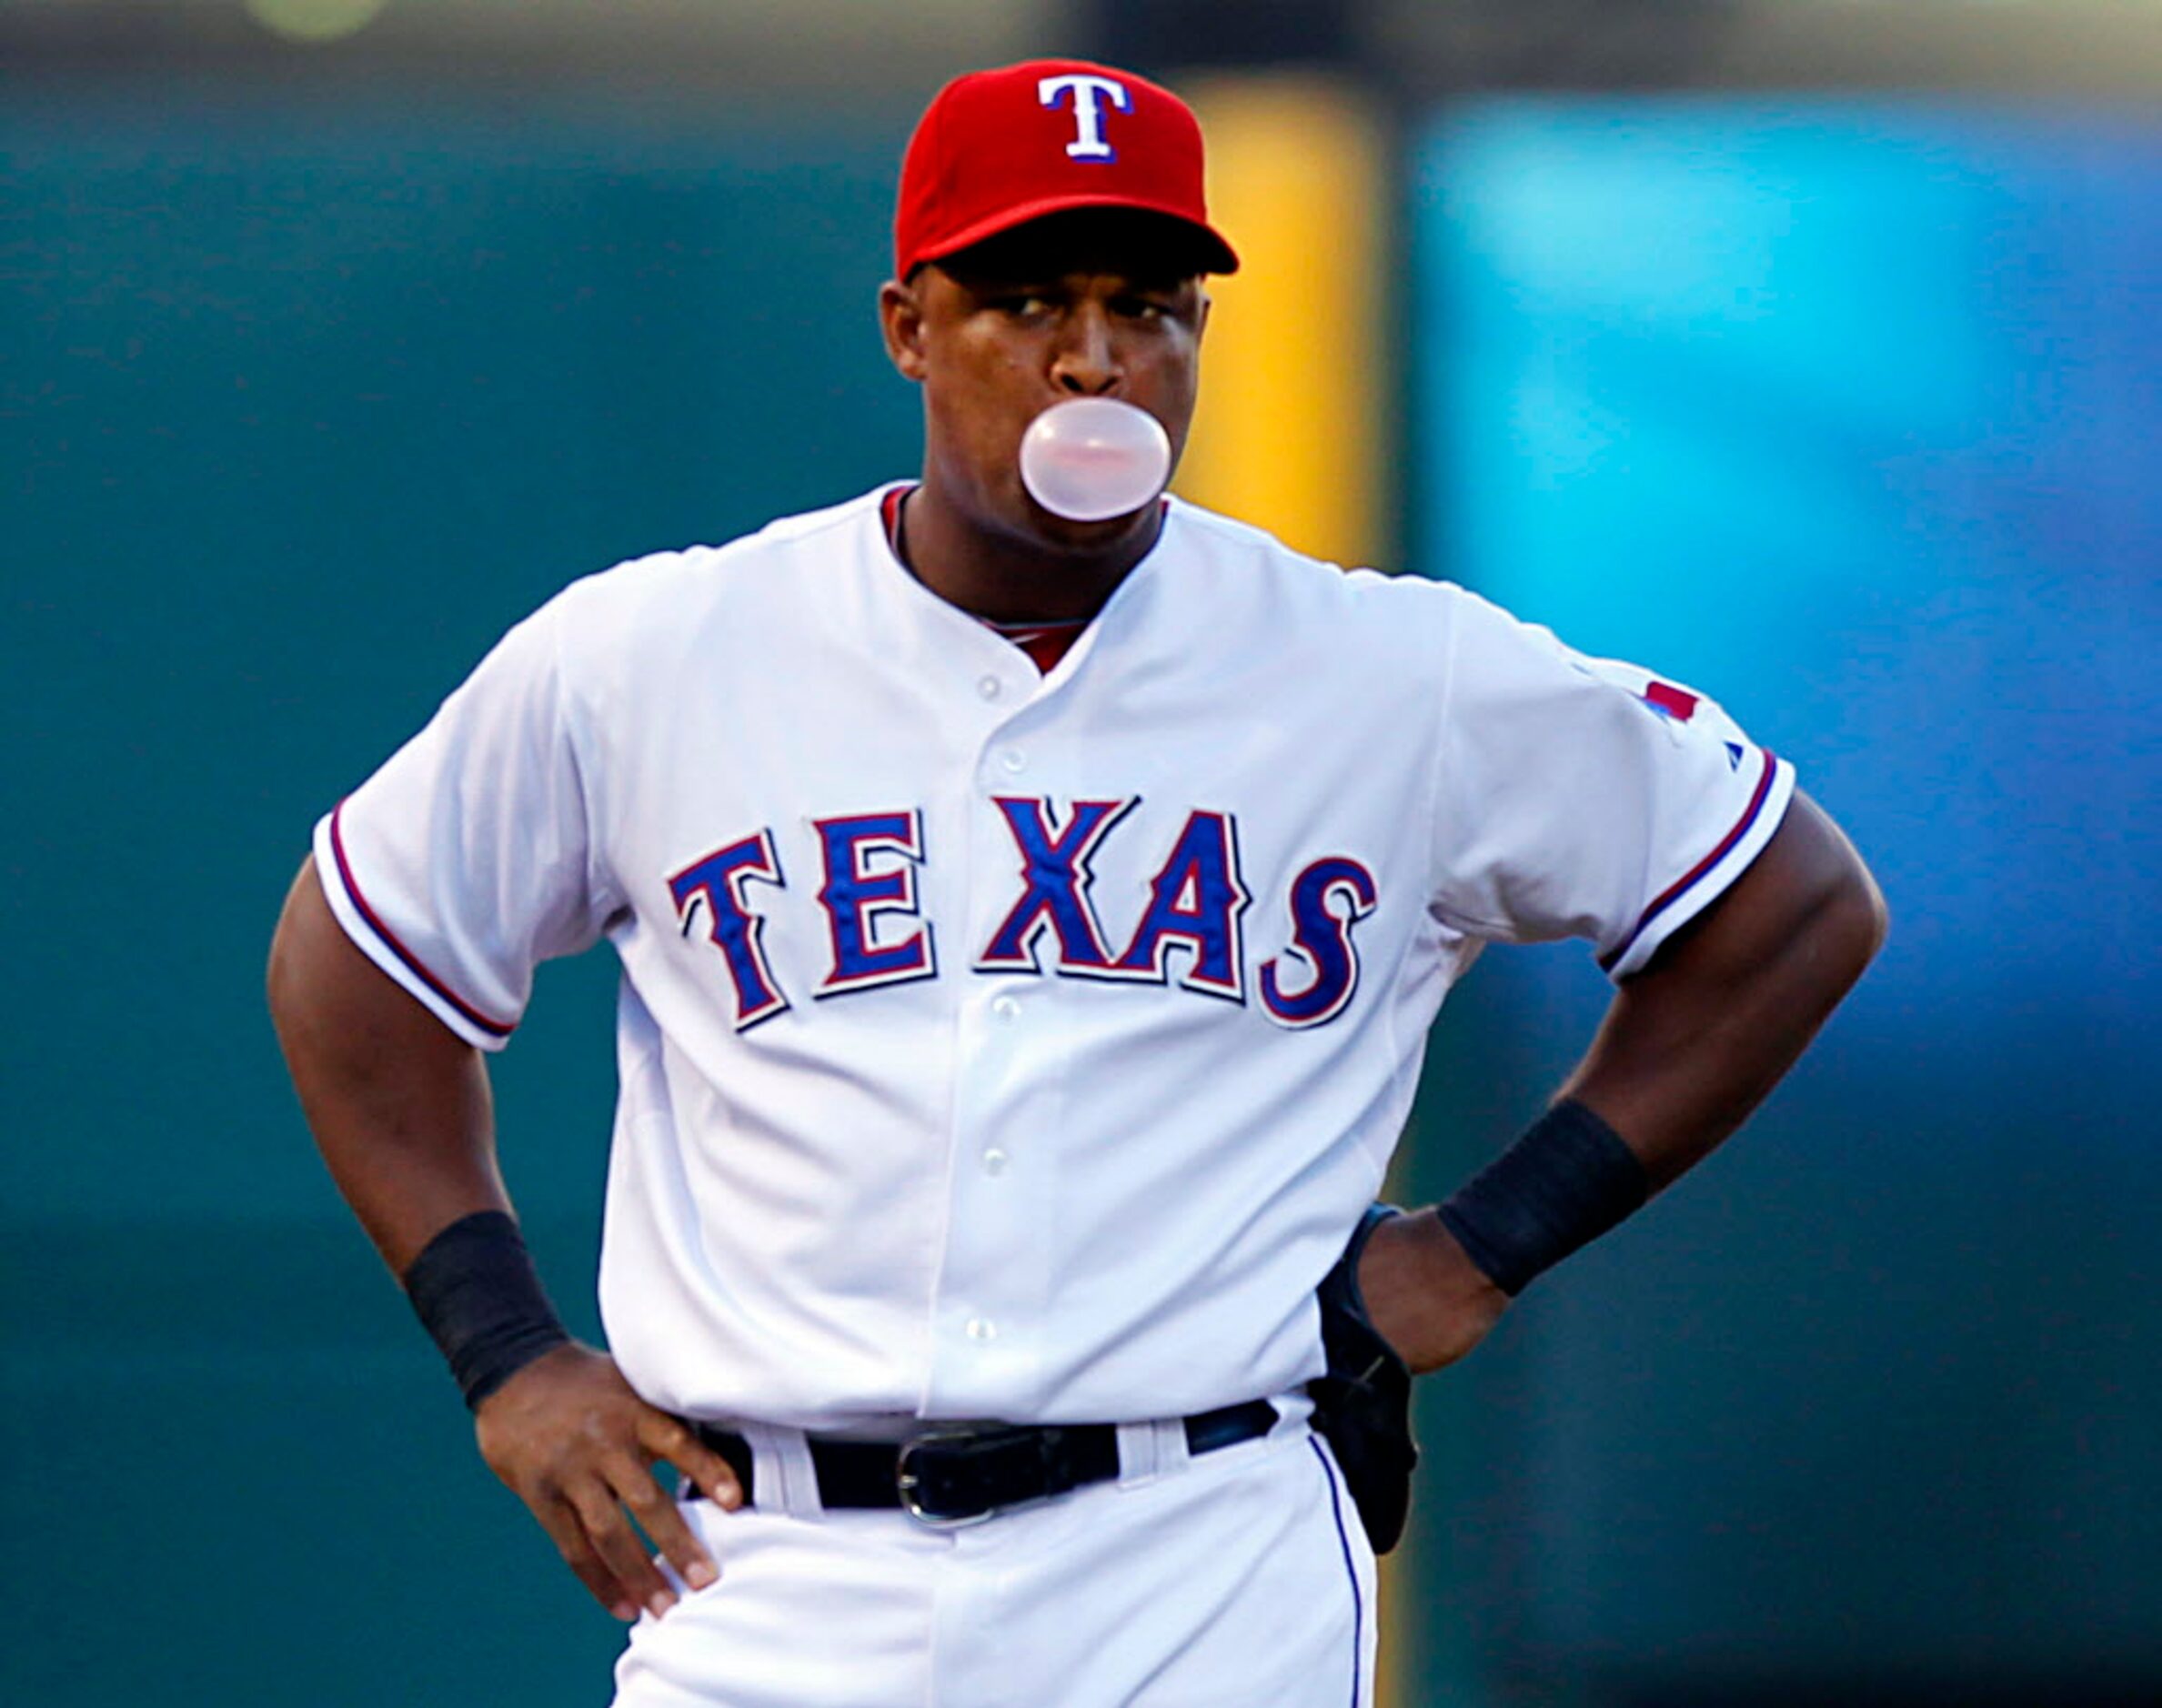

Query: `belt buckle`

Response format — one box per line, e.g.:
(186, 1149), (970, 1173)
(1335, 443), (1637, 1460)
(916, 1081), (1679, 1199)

(895, 1425), (1045, 1529)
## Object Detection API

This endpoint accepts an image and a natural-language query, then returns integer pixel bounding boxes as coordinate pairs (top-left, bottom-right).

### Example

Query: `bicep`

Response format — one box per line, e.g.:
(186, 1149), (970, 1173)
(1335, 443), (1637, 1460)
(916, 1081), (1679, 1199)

(1564, 790), (1886, 1189)
(1629, 789), (1885, 988)
(268, 854), (477, 1070)
(269, 853), (506, 1271)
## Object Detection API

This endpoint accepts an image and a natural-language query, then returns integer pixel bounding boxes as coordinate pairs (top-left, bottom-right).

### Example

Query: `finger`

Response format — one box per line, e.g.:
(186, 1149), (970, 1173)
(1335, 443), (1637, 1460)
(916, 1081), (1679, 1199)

(606, 1452), (719, 1592)
(567, 1477), (677, 1621)
(640, 1412), (744, 1513)
(530, 1490), (640, 1623)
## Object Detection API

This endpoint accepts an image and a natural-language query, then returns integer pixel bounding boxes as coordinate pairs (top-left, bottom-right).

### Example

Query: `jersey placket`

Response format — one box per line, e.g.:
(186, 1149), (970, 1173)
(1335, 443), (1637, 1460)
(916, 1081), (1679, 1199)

(919, 656), (1073, 1420)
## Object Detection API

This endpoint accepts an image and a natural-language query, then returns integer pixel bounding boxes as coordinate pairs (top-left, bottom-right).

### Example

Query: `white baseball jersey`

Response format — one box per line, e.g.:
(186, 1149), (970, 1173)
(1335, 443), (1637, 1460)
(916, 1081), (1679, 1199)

(316, 487), (1793, 1432)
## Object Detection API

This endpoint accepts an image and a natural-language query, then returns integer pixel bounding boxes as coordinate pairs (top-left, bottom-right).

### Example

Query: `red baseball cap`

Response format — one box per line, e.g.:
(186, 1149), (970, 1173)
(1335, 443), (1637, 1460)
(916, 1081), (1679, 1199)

(894, 58), (1239, 279)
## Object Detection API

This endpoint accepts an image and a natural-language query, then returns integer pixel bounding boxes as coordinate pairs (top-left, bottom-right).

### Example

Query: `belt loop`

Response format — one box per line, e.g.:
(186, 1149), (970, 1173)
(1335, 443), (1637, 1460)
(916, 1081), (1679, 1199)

(742, 1422), (824, 1517)
(1114, 1421), (1158, 1487)
(1116, 1417), (1189, 1489)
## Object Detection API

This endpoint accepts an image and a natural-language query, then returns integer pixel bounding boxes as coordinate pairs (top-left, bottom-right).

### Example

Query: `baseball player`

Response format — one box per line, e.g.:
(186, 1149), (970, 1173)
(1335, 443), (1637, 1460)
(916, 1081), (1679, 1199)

(267, 58), (1884, 1707)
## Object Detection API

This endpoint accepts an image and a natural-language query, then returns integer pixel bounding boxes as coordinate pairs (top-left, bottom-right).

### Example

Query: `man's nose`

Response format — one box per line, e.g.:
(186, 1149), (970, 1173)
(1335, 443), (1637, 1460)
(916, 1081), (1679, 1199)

(1050, 306), (1121, 395)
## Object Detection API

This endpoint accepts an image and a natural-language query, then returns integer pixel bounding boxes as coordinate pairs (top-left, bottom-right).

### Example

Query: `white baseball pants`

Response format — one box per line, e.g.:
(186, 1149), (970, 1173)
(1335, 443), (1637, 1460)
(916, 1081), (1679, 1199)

(610, 1420), (1377, 1708)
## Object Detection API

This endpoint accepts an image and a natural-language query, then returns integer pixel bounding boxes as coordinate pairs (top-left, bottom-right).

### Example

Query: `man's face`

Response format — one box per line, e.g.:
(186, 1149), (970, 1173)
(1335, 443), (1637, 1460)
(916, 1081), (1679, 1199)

(881, 209), (1210, 548)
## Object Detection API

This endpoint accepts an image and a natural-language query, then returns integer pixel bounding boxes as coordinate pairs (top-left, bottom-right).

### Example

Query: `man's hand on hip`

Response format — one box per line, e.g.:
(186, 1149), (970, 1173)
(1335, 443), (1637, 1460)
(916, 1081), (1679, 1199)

(475, 1342), (742, 1622)
(1354, 1209), (1509, 1377)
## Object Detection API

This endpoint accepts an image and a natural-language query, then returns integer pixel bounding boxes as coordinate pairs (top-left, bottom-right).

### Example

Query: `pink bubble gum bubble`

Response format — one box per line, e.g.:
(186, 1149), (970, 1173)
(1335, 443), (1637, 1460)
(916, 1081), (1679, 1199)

(1019, 398), (1172, 523)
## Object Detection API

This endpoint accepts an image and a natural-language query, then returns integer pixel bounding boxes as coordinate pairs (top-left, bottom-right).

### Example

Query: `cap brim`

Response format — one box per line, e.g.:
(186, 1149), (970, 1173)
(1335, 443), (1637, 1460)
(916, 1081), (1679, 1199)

(910, 193), (1240, 277)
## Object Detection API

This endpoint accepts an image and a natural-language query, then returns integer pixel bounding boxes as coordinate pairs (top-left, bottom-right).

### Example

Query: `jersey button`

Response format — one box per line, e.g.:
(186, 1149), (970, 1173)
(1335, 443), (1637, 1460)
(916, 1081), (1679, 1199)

(965, 1317), (997, 1342)
(981, 1147), (1010, 1175)
(999, 748), (1026, 774)
(990, 994), (1021, 1020)
(977, 675), (1002, 700)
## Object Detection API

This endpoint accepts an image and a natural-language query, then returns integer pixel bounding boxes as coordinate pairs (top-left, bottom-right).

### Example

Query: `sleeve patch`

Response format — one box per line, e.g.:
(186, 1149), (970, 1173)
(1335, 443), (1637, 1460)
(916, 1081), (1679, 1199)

(1643, 679), (1699, 722)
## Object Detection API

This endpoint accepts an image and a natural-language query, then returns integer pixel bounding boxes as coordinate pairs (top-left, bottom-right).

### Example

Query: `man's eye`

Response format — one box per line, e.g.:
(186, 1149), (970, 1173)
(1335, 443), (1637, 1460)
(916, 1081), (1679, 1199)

(993, 294), (1053, 316)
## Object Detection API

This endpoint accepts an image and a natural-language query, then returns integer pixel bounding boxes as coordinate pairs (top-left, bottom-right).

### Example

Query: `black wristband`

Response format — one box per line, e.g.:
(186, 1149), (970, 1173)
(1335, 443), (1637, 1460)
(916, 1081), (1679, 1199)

(1435, 1100), (1648, 1297)
(401, 1210), (572, 1411)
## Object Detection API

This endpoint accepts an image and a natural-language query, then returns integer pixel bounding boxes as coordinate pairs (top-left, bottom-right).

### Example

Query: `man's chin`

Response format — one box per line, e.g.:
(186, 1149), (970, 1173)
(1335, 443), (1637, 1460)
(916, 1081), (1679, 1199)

(1017, 496), (1158, 554)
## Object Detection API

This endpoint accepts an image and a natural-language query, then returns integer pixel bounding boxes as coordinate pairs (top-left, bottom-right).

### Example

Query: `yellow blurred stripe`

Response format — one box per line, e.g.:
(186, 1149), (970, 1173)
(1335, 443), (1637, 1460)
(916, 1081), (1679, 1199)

(1181, 76), (1404, 1707)
(1177, 76), (1389, 570)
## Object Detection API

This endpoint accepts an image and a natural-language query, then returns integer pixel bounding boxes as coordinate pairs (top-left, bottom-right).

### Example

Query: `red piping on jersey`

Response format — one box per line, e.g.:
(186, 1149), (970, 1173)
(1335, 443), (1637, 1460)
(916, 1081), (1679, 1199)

(327, 802), (517, 1039)
(1598, 749), (1780, 974)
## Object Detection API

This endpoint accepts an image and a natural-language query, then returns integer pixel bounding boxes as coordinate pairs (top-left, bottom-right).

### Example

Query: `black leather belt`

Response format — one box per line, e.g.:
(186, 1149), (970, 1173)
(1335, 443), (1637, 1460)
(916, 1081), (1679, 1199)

(693, 1400), (1276, 1526)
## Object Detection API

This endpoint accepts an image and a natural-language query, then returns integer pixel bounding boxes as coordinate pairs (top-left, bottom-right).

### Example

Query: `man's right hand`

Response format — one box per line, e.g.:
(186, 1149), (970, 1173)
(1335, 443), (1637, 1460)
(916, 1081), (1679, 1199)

(474, 1342), (743, 1622)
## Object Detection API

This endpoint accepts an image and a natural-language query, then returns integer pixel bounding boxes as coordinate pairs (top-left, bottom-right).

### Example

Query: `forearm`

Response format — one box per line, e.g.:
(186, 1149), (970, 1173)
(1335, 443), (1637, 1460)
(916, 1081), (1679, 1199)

(269, 858), (736, 1613)
(1561, 790), (1886, 1191)
(1362, 793), (1885, 1365)
(266, 856), (510, 1273)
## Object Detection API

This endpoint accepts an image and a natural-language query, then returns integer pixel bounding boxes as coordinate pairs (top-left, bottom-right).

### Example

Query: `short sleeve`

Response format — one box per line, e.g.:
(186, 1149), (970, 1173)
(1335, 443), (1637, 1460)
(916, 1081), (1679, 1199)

(312, 593), (614, 1050)
(1430, 588), (1795, 980)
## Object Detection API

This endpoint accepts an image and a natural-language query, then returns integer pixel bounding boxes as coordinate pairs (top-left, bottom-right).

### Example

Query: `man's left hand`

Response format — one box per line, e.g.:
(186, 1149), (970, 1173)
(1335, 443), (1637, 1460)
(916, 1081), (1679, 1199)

(1354, 1209), (1509, 1377)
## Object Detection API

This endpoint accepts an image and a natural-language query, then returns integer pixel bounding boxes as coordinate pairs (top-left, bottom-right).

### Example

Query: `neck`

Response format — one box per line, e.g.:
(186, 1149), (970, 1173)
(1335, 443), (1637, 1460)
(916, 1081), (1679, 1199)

(898, 477), (1161, 625)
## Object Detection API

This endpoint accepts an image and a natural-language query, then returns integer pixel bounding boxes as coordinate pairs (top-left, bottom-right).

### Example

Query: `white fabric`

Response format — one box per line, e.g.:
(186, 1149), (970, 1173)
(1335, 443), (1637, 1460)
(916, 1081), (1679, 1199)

(616, 1426), (1376, 1708)
(316, 487), (1793, 1432)
(735, 1422), (824, 1521)
(1115, 1417), (1190, 1488)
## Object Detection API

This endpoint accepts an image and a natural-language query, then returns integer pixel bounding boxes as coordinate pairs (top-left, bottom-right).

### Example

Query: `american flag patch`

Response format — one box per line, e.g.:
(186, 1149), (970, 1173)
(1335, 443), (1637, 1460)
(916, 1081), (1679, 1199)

(1643, 679), (1699, 721)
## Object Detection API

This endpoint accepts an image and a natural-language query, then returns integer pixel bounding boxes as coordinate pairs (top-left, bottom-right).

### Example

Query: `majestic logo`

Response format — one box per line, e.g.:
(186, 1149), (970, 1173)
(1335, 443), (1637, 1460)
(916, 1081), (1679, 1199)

(1038, 73), (1131, 162)
(669, 799), (1376, 1034)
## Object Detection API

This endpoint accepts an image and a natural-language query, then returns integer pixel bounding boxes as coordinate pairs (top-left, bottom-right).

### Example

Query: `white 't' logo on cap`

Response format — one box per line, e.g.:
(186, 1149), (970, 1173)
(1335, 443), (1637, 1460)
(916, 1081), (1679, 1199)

(1038, 74), (1131, 162)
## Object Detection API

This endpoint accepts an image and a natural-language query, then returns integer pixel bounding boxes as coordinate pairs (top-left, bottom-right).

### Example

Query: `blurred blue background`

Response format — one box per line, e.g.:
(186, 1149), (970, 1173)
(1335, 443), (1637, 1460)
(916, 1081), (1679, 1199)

(3, 4), (2157, 1704)
(1401, 97), (2160, 1704)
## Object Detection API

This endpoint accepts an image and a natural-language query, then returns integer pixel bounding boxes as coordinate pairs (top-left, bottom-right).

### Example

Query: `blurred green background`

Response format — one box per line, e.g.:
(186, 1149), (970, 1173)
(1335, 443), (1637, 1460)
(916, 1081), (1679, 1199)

(4, 87), (923, 1705)
(5, 4), (2157, 1704)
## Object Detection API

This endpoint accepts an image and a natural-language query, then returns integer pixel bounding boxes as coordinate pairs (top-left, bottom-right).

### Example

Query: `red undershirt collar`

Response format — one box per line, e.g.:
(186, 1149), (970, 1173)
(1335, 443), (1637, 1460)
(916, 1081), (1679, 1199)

(880, 484), (1088, 675)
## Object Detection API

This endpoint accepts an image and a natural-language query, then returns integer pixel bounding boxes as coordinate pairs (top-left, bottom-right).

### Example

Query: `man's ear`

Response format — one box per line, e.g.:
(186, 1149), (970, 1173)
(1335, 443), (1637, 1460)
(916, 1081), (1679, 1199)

(880, 277), (929, 382)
